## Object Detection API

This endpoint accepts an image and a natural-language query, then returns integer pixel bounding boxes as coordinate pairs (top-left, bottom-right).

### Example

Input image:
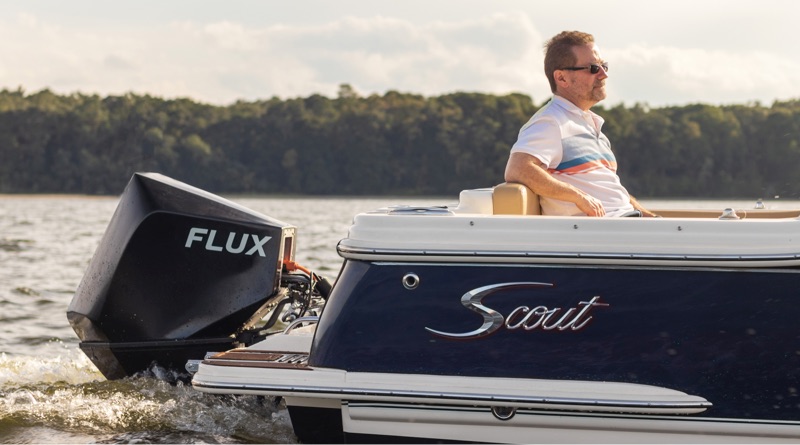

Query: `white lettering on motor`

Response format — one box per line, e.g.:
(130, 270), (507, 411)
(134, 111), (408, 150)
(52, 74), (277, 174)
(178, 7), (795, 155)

(185, 227), (207, 248)
(245, 234), (270, 257)
(205, 230), (223, 251)
(185, 227), (271, 257)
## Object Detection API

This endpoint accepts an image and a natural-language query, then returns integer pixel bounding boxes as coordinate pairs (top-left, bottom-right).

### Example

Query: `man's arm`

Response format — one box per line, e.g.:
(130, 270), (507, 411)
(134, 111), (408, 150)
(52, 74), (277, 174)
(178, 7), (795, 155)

(504, 152), (606, 217)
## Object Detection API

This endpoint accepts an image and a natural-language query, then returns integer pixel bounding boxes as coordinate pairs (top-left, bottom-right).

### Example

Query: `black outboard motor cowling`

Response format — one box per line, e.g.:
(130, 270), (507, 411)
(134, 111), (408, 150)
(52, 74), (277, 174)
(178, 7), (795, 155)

(67, 173), (296, 379)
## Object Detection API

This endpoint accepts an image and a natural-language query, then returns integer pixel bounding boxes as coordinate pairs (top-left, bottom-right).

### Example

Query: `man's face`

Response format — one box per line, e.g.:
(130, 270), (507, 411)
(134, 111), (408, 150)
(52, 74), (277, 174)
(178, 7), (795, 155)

(559, 43), (608, 109)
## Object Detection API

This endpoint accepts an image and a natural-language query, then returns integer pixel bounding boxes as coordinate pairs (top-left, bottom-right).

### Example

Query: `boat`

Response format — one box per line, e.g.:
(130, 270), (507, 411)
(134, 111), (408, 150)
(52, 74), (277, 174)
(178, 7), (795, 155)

(68, 172), (800, 443)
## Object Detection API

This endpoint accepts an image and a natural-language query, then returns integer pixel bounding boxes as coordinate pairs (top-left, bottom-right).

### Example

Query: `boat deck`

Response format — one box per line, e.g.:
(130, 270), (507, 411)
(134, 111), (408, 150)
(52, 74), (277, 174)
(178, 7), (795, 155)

(204, 349), (311, 370)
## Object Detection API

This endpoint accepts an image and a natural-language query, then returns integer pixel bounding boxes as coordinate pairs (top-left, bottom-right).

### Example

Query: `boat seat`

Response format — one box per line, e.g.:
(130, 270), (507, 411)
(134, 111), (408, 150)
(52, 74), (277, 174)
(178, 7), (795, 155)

(492, 182), (541, 215)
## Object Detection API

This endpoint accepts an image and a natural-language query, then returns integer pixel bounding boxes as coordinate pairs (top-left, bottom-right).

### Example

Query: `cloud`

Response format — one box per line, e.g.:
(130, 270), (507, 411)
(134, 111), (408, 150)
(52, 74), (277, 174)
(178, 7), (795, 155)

(0, 12), (551, 103)
(0, 10), (798, 107)
(605, 44), (800, 106)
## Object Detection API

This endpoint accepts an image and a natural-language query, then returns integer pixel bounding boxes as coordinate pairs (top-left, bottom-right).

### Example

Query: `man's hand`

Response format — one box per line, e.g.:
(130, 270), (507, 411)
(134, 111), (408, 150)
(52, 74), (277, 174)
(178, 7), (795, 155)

(576, 193), (605, 217)
(630, 196), (658, 217)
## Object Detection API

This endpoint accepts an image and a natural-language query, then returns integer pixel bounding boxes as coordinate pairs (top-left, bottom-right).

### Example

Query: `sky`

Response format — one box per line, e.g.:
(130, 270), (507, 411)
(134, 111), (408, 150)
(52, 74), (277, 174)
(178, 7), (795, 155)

(1, 0), (798, 107)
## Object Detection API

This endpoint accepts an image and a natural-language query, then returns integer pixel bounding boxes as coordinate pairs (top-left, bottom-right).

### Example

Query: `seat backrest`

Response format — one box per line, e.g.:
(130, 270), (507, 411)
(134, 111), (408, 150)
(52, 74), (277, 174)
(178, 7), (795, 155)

(492, 182), (541, 215)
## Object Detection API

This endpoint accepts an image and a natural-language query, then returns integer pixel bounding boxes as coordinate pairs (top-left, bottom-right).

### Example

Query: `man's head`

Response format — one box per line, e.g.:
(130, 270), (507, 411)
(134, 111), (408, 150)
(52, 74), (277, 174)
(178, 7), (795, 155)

(544, 31), (608, 110)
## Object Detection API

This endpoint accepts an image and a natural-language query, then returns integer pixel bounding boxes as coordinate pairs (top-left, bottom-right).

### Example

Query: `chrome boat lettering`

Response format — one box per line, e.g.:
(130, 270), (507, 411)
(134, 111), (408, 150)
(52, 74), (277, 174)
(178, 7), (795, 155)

(185, 227), (271, 257)
(425, 282), (609, 339)
(504, 296), (609, 331)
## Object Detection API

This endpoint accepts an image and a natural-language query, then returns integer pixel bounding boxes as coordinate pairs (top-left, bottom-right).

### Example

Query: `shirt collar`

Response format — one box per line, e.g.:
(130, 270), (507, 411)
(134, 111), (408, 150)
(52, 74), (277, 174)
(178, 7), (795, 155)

(551, 95), (605, 129)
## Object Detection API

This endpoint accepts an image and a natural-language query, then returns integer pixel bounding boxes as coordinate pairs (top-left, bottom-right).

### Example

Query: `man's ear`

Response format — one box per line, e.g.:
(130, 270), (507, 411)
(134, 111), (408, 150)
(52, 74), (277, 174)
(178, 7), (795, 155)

(554, 69), (569, 88)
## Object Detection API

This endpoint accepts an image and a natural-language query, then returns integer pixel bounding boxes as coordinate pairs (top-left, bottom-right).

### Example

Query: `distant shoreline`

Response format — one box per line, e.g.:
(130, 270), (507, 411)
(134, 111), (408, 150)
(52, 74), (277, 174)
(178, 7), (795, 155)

(0, 193), (450, 200)
(2, 193), (799, 204)
(0, 194), (118, 199)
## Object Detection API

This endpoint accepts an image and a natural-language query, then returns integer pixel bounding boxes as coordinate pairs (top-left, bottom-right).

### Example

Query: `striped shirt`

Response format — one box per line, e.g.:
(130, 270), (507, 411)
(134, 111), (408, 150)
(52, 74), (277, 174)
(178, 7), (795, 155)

(510, 95), (634, 216)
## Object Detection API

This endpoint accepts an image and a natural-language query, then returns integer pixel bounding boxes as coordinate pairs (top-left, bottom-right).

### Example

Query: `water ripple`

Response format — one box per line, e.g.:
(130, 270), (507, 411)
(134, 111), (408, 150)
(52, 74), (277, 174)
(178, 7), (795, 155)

(0, 353), (297, 443)
(0, 239), (33, 253)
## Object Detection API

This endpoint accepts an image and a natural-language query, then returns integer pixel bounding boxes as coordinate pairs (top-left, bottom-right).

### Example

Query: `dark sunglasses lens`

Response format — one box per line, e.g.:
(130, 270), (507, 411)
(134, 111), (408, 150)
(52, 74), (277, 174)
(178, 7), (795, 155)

(589, 64), (608, 74)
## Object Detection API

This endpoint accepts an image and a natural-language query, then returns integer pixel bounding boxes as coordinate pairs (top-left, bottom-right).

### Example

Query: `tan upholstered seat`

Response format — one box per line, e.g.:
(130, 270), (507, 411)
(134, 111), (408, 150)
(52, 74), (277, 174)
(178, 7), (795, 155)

(492, 182), (541, 215)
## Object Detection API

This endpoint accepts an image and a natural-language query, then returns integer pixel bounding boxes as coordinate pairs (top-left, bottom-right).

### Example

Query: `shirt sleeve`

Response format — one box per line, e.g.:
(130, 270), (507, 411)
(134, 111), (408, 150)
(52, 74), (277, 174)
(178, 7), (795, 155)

(509, 116), (562, 169)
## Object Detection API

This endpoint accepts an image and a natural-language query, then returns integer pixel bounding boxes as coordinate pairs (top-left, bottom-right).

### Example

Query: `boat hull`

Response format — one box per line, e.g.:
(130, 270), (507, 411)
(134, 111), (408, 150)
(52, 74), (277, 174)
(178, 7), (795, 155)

(336, 401), (800, 444)
(194, 364), (798, 443)
(194, 258), (800, 442)
(309, 260), (800, 422)
(188, 185), (800, 442)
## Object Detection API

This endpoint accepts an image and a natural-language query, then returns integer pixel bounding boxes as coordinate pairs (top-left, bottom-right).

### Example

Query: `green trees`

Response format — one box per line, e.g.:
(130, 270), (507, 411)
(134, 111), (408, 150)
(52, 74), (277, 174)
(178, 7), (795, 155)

(0, 86), (798, 198)
(599, 100), (800, 198)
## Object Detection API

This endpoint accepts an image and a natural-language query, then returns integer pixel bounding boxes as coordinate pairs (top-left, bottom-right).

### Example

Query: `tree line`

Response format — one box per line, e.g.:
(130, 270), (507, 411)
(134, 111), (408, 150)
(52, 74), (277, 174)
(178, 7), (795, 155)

(0, 85), (798, 198)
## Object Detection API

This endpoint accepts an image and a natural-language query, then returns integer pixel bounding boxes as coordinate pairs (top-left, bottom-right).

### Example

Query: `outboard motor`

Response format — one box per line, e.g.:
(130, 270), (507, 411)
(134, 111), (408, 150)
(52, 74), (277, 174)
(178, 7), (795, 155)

(67, 173), (297, 379)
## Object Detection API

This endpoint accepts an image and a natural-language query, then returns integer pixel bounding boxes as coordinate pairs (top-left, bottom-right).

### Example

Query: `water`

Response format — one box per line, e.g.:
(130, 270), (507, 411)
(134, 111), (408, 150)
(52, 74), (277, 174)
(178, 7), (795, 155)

(0, 193), (797, 443)
(0, 193), (446, 443)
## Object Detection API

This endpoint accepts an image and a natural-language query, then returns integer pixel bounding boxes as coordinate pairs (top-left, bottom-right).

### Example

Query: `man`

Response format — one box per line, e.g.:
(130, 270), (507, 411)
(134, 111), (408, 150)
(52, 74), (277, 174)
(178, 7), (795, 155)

(504, 31), (655, 217)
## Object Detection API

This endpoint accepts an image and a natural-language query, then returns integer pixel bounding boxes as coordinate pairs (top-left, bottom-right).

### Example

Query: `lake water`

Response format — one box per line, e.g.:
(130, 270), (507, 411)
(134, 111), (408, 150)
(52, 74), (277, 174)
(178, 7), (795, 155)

(1, 193), (797, 443)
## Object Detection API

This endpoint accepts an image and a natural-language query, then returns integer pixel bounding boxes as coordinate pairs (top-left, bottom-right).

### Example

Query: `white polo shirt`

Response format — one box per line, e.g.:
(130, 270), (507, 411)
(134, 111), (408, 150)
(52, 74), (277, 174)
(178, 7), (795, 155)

(510, 95), (635, 216)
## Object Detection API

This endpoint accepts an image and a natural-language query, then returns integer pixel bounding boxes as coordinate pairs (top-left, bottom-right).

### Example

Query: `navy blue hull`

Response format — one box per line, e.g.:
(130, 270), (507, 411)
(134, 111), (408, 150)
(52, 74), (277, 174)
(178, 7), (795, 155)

(310, 260), (800, 421)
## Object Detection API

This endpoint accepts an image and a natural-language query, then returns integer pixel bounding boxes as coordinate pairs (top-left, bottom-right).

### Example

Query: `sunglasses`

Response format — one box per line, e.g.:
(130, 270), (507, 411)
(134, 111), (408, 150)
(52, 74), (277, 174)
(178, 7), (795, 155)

(560, 63), (609, 74)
